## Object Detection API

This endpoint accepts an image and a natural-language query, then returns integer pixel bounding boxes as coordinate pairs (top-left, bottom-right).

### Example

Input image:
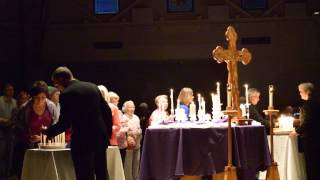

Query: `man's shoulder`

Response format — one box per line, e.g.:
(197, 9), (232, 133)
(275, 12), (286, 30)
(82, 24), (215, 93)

(63, 80), (96, 92)
(69, 80), (97, 89)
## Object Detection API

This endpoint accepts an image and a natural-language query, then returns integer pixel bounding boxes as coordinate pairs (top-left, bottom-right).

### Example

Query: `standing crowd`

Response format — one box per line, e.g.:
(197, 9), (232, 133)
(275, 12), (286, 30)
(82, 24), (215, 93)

(0, 66), (319, 180)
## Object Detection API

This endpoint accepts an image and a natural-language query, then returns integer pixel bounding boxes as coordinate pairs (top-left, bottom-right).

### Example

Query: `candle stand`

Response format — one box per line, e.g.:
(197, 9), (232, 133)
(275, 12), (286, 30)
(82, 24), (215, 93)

(263, 107), (280, 180)
(222, 109), (238, 180)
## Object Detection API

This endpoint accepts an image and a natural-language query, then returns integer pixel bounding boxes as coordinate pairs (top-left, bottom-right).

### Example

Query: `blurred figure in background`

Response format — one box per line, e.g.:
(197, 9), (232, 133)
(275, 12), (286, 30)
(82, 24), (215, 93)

(15, 91), (29, 109)
(0, 84), (17, 178)
(0, 83), (16, 123)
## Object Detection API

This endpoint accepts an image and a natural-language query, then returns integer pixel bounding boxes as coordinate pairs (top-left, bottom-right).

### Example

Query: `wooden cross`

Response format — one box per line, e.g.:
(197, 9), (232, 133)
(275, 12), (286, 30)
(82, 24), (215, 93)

(212, 26), (252, 116)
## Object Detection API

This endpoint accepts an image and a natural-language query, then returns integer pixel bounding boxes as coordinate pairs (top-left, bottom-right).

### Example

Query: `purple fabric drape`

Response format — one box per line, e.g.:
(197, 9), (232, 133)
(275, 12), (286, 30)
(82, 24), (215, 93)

(140, 126), (271, 180)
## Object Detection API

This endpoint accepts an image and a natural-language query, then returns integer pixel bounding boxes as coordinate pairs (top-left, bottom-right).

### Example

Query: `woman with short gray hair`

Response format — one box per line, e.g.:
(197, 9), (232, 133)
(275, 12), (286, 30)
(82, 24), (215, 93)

(290, 82), (320, 179)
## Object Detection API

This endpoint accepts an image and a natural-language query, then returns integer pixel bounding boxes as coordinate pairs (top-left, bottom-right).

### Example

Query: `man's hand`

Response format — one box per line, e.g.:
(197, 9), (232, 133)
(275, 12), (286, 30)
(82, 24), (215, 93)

(40, 125), (47, 134)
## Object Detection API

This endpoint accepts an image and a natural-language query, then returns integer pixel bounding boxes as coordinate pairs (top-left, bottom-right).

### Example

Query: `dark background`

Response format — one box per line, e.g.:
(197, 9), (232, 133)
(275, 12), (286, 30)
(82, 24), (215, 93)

(0, 0), (320, 112)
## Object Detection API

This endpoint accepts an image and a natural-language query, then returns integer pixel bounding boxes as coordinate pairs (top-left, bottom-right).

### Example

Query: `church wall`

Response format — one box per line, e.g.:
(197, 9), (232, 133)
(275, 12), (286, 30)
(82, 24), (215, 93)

(0, 0), (319, 110)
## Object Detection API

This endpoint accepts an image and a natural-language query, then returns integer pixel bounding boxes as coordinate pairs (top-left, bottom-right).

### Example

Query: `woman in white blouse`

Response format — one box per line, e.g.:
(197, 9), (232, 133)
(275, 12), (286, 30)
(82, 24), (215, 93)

(121, 100), (142, 180)
(149, 95), (172, 126)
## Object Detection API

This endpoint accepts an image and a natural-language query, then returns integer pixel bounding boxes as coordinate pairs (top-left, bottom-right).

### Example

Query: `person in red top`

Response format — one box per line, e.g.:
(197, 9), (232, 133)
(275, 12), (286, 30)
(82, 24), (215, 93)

(98, 85), (121, 146)
(12, 81), (59, 179)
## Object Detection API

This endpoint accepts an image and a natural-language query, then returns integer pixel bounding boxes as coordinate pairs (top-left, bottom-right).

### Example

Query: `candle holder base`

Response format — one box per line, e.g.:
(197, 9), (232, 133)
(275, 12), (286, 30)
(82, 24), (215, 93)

(263, 109), (279, 115)
(222, 109), (238, 116)
(268, 106), (275, 110)
(38, 143), (67, 149)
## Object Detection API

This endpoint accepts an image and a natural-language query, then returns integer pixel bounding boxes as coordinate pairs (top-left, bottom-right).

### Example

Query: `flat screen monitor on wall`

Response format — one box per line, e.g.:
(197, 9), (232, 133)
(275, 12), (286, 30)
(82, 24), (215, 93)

(167, 0), (193, 13)
(95, 0), (119, 14)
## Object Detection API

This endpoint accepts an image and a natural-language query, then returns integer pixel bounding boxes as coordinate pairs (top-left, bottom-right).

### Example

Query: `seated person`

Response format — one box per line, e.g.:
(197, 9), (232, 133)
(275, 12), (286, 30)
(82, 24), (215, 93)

(177, 87), (194, 120)
(149, 95), (172, 126)
(248, 88), (270, 128)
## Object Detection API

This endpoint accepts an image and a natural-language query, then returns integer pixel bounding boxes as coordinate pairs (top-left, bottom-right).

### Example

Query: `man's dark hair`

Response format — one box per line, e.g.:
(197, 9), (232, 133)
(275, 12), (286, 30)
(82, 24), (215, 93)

(51, 66), (74, 81)
(29, 80), (48, 97)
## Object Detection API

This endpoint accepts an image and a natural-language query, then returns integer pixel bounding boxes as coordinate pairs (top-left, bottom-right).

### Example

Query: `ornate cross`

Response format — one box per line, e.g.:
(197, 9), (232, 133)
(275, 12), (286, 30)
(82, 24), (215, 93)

(212, 26), (252, 116)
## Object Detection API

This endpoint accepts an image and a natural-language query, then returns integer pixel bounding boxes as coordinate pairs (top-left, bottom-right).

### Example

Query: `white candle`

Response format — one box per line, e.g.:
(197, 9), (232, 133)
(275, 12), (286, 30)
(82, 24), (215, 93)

(211, 93), (214, 107)
(244, 84), (249, 105)
(43, 135), (47, 145)
(269, 85), (274, 108)
(59, 134), (62, 143)
(227, 84), (232, 108)
(202, 97), (206, 113)
(170, 89), (174, 113)
(189, 101), (196, 116)
(62, 132), (65, 144)
(216, 82), (220, 101)
(198, 94), (201, 111)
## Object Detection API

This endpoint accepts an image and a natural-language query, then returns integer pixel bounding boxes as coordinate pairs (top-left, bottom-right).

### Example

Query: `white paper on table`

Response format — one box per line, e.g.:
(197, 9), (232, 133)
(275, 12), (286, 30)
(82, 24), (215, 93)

(251, 120), (262, 126)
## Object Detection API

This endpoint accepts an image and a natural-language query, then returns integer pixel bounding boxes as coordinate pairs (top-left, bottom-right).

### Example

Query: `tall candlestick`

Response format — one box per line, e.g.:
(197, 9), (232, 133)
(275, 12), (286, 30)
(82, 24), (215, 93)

(244, 84), (249, 105)
(269, 85), (274, 108)
(170, 89), (174, 114)
(227, 84), (232, 108)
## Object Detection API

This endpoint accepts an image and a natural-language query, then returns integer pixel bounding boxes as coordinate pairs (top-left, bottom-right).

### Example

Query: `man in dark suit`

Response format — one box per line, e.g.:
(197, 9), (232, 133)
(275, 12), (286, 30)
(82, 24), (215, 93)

(44, 66), (112, 180)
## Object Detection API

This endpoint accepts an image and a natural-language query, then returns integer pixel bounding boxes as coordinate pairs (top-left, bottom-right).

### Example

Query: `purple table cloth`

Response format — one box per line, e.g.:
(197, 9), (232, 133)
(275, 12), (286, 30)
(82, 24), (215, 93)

(140, 126), (271, 180)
